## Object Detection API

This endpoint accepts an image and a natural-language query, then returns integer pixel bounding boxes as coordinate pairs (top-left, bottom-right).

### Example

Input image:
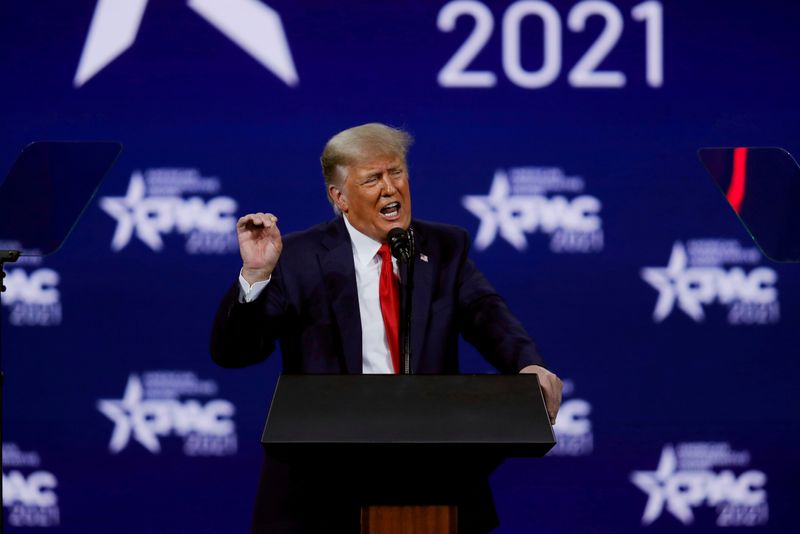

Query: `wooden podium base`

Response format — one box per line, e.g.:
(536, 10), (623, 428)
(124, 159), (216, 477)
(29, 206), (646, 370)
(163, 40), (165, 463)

(361, 505), (457, 534)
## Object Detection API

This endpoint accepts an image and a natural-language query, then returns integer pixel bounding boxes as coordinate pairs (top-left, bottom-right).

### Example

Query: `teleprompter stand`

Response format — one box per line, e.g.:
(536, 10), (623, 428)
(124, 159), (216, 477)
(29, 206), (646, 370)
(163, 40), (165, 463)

(0, 141), (122, 532)
(262, 374), (556, 533)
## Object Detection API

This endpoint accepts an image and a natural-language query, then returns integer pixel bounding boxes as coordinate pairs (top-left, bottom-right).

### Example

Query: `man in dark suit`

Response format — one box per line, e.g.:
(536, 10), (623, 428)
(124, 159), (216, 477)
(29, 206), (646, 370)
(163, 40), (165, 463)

(211, 123), (562, 533)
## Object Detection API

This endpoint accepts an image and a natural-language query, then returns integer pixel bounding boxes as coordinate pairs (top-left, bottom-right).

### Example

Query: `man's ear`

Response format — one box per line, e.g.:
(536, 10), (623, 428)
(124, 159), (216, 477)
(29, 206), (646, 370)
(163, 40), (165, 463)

(328, 184), (348, 213)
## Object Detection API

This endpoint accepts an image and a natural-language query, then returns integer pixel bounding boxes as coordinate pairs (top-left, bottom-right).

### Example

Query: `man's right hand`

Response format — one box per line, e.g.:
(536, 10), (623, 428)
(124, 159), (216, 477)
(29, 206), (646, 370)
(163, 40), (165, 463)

(237, 212), (282, 285)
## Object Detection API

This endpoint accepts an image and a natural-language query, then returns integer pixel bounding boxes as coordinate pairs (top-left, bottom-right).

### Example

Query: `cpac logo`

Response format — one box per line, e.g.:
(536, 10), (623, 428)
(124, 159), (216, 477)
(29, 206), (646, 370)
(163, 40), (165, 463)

(100, 171), (237, 253)
(75, 0), (298, 87)
(2, 268), (62, 327)
(550, 379), (593, 456)
(463, 170), (602, 252)
(3, 466), (60, 528)
(3, 471), (58, 508)
(550, 399), (593, 456)
(554, 399), (591, 436)
(98, 374), (236, 455)
(641, 242), (778, 323)
(2, 269), (59, 306)
(631, 445), (768, 526)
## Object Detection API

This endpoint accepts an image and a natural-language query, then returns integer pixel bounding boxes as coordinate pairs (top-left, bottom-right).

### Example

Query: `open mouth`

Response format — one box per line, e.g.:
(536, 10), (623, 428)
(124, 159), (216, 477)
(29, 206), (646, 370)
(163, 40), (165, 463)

(380, 201), (401, 220)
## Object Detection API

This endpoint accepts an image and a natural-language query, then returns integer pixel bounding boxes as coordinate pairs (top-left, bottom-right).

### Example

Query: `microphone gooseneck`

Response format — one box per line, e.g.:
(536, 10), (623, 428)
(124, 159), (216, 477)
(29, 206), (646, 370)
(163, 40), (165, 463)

(386, 227), (414, 374)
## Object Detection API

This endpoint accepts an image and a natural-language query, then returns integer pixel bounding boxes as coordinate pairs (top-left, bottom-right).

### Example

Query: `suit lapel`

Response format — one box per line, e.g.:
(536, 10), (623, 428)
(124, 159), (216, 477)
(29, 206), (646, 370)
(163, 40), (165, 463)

(410, 226), (433, 373)
(320, 219), (363, 374)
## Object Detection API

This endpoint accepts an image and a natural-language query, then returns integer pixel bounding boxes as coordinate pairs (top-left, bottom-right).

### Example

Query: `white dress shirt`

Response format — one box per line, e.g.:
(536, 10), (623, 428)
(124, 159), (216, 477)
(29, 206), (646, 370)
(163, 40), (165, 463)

(238, 215), (397, 373)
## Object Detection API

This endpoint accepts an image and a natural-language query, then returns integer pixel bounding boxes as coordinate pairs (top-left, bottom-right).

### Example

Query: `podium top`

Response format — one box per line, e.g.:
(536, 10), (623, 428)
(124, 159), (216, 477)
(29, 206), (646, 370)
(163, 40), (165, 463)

(262, 374), (556, 458)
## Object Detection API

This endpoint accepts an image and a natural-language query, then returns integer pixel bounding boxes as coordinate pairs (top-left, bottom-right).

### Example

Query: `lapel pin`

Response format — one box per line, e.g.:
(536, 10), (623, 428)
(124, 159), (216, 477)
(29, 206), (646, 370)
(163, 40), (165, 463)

(420, 253), (428, 262)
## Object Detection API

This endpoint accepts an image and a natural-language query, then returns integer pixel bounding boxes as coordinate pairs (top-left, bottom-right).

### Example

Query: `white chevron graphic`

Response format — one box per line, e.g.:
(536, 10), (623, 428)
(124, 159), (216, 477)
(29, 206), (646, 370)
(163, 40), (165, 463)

(74, 0), (298, 88)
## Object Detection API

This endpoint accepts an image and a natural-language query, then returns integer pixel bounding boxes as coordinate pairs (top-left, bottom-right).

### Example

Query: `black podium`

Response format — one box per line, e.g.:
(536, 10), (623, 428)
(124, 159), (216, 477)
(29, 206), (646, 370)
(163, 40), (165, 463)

(262, 374), (555, 534)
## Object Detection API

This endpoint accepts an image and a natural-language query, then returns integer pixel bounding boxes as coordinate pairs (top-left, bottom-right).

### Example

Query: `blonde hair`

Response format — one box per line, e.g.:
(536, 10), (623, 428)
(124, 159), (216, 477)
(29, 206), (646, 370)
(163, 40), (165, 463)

(321, 123), (414, 192)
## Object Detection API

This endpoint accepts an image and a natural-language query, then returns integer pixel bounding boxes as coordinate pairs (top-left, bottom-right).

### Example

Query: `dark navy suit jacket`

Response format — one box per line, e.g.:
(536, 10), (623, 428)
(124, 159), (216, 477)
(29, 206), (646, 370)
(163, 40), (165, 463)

(211, 217), (544, 533)
(211, 217), (542, 374)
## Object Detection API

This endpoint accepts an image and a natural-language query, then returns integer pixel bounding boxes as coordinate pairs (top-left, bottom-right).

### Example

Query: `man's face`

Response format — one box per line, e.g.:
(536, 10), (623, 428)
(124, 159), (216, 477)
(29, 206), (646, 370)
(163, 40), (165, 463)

(329, 154), (411, 242)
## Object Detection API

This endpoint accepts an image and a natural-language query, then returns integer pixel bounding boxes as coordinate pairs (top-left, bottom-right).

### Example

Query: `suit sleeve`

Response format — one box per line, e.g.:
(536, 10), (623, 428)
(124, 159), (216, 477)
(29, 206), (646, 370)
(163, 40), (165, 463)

(210, 259), (290, 368)
(455, 231), (545, 373)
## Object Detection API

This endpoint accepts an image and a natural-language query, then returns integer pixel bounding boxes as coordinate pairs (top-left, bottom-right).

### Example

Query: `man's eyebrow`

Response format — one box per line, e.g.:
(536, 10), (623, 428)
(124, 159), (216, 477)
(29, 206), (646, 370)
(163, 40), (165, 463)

(355, 165), (380, 173)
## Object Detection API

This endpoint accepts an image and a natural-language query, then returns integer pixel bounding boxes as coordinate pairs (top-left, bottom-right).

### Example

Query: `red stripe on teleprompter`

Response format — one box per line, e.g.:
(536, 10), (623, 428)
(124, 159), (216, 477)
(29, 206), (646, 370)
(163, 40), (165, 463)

(727, 147), (748, 214)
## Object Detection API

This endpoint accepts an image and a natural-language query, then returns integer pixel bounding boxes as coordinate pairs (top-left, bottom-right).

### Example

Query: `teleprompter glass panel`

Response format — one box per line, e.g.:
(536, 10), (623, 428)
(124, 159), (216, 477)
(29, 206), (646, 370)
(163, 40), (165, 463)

(0, 141), (122, 256)
(699, 147), (800, 263)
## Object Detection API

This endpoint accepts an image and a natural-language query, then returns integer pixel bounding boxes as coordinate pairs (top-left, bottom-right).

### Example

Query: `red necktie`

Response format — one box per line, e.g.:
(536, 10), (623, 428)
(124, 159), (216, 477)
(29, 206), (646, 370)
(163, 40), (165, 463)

(378, 244), (400, 374)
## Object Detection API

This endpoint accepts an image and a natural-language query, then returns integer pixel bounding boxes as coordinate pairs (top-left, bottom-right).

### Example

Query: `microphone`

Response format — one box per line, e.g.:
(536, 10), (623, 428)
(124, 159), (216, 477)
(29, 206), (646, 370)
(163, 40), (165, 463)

(387, 227), (412, 262)
(387, 227), (414, 374)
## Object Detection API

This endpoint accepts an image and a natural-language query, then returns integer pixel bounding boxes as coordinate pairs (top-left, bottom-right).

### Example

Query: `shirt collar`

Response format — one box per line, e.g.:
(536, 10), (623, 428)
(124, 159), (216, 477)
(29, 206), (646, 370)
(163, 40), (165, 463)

(342, 215), (382, 267)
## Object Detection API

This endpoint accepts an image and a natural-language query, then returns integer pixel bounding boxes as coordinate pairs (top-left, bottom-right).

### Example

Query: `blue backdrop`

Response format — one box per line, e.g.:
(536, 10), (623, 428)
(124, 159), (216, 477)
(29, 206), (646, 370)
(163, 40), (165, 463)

(1, 0), (799, 532)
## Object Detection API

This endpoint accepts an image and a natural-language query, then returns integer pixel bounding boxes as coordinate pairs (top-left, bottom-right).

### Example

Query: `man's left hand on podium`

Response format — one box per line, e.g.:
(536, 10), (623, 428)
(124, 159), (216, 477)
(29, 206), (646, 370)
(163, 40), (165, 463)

(519, 365), (563, 425)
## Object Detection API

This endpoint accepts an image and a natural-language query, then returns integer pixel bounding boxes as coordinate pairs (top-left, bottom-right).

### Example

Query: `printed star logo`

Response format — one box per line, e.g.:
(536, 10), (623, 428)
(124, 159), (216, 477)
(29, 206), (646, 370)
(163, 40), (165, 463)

(641, 242), (705, 322)
(463, 171), (528, 251)
(99, 172), (164, 251)
(97, 375), (162, 453)
(630, 445), (695, 525)
(74, 0), (298, 87)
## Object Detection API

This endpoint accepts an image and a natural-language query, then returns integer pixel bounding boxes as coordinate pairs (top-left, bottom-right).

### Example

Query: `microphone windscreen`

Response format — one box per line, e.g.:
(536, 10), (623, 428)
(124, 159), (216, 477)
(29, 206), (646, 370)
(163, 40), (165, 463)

(387, 228), (410, 260)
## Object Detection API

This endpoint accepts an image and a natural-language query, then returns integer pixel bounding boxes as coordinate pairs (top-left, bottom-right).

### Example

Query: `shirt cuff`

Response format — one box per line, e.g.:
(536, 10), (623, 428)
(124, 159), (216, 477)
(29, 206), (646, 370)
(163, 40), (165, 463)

(238, 270), (271, 303)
